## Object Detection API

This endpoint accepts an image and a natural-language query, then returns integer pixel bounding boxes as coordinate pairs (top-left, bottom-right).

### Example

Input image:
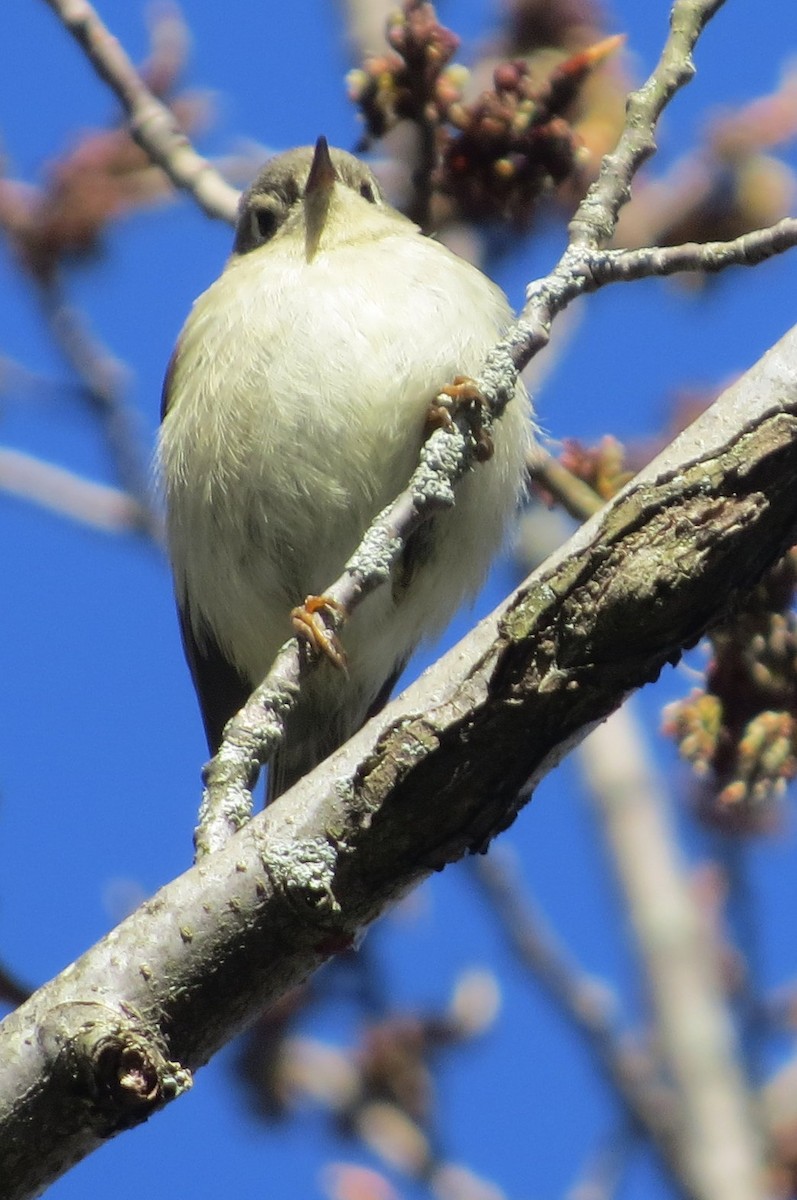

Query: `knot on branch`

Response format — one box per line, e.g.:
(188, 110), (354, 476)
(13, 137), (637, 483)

(40, 1002), (192, 1133)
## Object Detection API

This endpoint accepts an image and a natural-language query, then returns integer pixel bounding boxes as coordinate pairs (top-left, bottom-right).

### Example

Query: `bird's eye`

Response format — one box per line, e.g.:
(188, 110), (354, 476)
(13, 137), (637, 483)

(234, 200), (283, 254)
(250, 205), (280, 244)
(359, 181), (377, 203)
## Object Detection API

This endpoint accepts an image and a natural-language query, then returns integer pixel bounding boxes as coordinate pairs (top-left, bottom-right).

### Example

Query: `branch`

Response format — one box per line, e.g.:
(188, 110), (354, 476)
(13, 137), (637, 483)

(511, 215), (797, 390)
(580, 708), (765, 1200)
(591, 218), (797, 283)
(36, 277), (164, 541)
(470, 852), (685, 1187)
(2, 322), (796, 1199)
(0, 448), (145, 533)
(40, 0), (240, 224)
(569, 0), (727, 249)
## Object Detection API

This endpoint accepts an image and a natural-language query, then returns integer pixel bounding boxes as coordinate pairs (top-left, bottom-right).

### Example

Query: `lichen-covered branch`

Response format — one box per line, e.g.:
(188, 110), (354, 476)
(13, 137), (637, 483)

(197, 400), (485, 853)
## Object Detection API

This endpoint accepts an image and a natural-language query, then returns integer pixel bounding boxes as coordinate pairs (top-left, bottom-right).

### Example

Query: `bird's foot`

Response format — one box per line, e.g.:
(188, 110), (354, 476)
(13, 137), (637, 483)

(291, 595), (348, 672)
(427, 375), (494, 463)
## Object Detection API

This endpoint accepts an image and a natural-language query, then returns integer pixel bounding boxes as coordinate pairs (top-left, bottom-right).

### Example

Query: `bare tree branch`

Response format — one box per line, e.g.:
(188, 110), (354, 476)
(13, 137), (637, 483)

(40, 0), (240, 224)
(569, 0), (727, 249)
(580, 708), (766, 1200)
(591, 218), (797, 283)
(0, 447), (145, 532)
(470, 851), (685, 1188)
(1, 321), (796, 1200)
(36, 277), (163, 540)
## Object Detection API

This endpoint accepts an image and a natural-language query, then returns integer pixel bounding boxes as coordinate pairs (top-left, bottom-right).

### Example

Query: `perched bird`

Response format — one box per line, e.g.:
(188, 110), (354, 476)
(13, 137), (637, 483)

(159, 137), (529, 800)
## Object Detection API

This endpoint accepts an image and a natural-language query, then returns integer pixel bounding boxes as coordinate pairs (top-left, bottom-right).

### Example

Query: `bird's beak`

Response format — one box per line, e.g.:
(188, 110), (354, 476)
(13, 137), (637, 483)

(305, 136), (337, 197)
(304, 136), (337, 260)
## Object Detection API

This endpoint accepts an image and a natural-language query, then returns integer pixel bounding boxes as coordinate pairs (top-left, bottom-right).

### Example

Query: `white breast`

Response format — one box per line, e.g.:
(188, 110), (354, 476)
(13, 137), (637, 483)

(159, 218), (530, 718)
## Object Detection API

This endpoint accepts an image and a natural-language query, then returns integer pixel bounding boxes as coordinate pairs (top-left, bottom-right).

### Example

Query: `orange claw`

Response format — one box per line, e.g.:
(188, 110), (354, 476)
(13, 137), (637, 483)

(441, 374), (484, 404)
(290, 595), (348, 672)
(428, 375), (494, 462)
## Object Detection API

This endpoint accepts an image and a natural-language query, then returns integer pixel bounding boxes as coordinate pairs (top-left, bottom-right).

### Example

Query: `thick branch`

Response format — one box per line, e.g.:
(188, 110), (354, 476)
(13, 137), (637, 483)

(1, 324), (796, 1200)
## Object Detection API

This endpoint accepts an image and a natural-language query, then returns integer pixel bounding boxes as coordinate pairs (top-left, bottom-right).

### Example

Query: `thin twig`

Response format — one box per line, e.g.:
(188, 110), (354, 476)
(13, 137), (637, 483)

(508, 193), (797, 390)
(0, 447), (145, 533)
(589, 218), (797, 284)
(470, 852), (687, 1189)
(579, 706), (766, 1200)
(41, 0), (240, 224)
(525, 443), (604, 520)
(569, 0), (727, 249)
(37, 276), (163, 542)
(504, 0), (737, 377)
(197, 405), (487, 852)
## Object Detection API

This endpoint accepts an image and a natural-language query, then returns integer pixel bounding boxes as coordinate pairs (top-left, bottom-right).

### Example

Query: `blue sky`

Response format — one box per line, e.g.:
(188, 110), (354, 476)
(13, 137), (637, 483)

(1, 2), (797, 1198)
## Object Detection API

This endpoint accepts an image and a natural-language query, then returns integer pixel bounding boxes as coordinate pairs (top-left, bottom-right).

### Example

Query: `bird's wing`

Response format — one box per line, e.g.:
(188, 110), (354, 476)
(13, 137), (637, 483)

(162, 342), (251, 753)
(178, 598), (251, 755)
(160, 345), (179, 421)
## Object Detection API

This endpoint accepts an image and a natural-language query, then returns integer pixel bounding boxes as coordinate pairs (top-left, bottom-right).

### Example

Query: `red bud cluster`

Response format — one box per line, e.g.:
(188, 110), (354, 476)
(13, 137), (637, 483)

(441, 35), (623, 225)
(349, 0), (625, 228)
(556, 434), (633, 500)
(347, 1), (461, 144)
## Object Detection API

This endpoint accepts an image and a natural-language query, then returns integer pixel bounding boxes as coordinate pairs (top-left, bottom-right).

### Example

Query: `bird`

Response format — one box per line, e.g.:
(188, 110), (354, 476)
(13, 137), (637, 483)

(158, 137), (530, 801)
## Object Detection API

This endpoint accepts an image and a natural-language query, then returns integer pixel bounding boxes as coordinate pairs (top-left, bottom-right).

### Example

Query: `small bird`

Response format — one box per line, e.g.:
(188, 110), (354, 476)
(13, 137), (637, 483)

(159, 137), (529, 799)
